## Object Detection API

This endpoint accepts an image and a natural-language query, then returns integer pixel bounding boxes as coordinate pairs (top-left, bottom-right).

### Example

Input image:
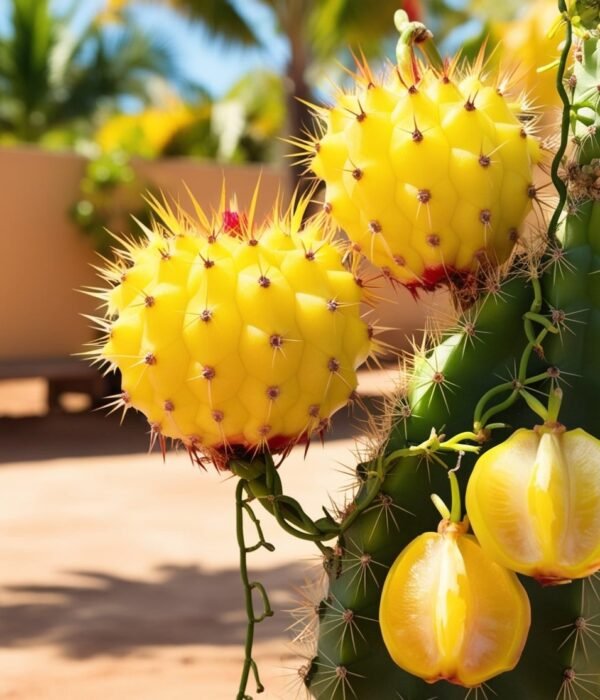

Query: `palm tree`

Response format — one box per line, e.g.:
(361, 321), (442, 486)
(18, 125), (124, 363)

(0, 0), (180, 142)
(115, 0), (422, 186)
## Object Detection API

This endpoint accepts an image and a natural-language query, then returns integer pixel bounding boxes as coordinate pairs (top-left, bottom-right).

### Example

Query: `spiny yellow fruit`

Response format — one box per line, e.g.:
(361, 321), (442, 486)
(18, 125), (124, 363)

(379, 514), (531, 687)
(305, 49), (542, 293)
(88, 189), (373, 465)
(466, 425), (600, 585)
(492, 0), (564, 126)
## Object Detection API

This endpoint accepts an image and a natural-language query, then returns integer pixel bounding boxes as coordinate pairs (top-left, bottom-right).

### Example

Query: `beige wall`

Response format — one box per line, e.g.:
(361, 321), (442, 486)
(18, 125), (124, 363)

(0, 148), (91, 360)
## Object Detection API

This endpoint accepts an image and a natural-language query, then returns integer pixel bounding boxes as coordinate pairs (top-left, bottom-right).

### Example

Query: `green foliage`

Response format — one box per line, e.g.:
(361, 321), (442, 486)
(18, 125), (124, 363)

(163, 0), (260, 47)
(0, 0), (180, 142)
(71, 151), (153, 254)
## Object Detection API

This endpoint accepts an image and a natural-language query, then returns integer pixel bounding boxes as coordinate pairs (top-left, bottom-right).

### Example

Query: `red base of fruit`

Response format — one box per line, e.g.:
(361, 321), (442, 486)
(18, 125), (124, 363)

(403, 264), (474, 298)
(183, 427), (327, 471)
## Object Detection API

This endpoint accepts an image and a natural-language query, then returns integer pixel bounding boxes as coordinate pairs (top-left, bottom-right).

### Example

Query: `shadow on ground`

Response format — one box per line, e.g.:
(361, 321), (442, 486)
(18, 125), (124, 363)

(0, 562), (310, 658)
(0, 396), (382, 464)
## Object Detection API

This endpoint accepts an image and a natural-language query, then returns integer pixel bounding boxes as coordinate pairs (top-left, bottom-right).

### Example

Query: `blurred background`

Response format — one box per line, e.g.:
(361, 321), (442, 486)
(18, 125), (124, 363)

(0, 1), (561, 697)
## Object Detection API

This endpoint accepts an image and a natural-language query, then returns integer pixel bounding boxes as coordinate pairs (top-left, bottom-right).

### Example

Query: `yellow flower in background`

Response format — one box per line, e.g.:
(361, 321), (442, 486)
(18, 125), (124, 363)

(95, 0), (129, 24)
(95, 104), (196, 158)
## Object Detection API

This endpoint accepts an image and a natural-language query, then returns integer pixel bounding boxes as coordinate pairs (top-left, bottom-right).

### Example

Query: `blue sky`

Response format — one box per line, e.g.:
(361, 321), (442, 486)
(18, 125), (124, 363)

(0, 0), (498, 100)
(127, 0), (289, 96)
(0, 0), (289, 97)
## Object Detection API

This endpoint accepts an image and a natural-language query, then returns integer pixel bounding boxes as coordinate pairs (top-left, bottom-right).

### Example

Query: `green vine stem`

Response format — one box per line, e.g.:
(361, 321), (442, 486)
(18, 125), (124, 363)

(546, 387), (564, 424)
(448, 462), (463, 524)
(235, 479), (274, 700)
(431, 457), (464, 524)
(547, 0), (573, 242)
(519, 389), (551, 422)
(233, 418), (486, 554)
(394, 9), (444, 84)
(472, 277), (559, 431)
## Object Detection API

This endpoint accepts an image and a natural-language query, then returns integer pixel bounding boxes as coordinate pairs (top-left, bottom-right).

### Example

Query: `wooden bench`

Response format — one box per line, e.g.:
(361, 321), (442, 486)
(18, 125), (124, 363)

(0, 357), (108, 411)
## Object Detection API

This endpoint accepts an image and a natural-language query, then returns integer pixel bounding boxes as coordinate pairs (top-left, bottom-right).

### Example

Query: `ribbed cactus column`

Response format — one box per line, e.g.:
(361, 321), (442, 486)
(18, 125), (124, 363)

(305, 4), (600, 699)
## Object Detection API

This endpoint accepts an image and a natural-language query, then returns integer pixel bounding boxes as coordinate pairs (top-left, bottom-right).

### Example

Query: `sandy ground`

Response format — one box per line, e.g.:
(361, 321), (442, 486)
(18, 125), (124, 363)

(0, 373), (395, 700)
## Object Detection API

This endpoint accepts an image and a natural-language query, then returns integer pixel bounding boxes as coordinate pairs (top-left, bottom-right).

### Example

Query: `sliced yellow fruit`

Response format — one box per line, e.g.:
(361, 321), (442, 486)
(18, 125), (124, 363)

(466, 427), (600, 584)
(380, 518), (531, 686)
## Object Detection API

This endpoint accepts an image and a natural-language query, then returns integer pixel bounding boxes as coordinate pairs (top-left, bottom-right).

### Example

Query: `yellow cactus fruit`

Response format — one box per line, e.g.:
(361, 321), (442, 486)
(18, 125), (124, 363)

(492, 0), (564, 124)
(305, 35), (541, 293)
(466, 425), (600, 585)
(379, 503), (530, 686)
(88, 188), (373, 465)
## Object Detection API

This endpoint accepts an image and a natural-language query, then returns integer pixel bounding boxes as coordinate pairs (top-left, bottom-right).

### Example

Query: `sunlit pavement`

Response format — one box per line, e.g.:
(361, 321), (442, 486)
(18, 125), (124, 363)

(0, 369), (396, 699)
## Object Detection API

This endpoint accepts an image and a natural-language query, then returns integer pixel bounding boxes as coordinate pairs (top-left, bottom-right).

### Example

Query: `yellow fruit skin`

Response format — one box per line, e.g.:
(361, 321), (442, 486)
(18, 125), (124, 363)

(379, 519), (531, 687)
(95, 195), (372, 461)
(466, 427), (600, 584)
(311, 63), (541, 291)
